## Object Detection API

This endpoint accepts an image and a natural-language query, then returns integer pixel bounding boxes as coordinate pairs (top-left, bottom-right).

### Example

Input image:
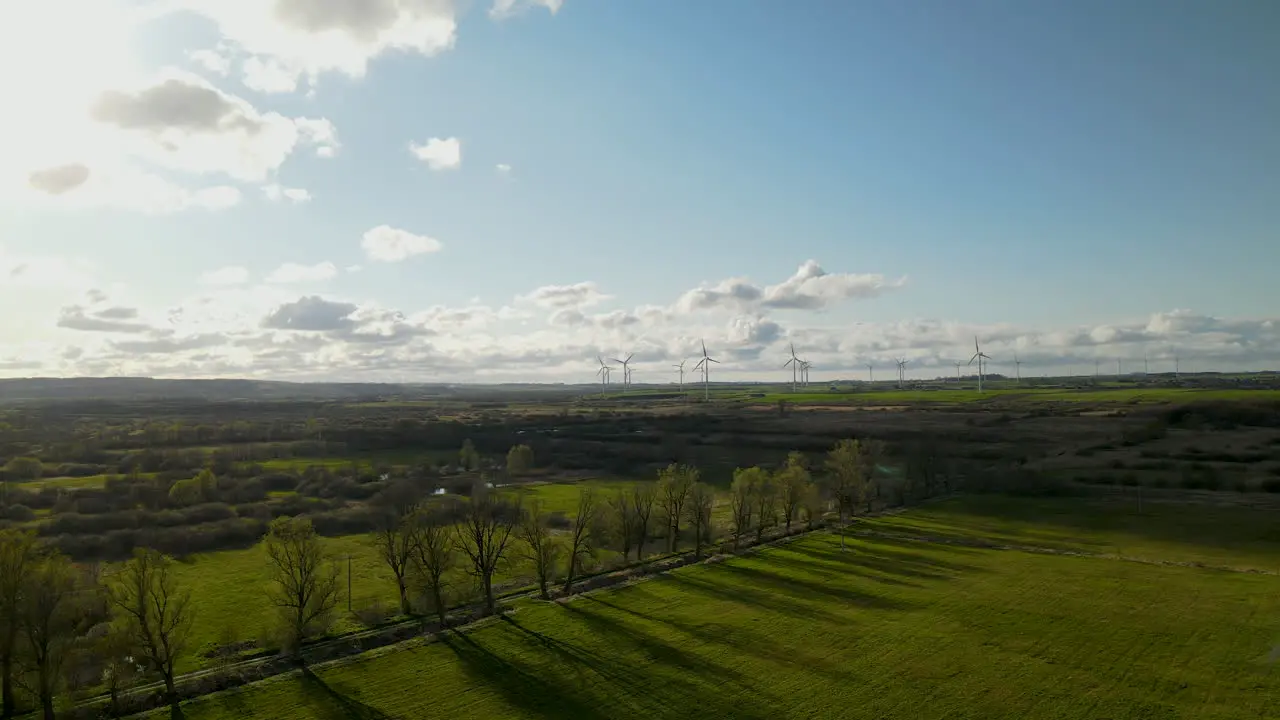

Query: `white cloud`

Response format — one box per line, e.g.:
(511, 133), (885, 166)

(518, 282), (610, 309)
(675, 261), (906, 313)
(188, 48), (231, 76)
(361, 226), (443, 262)
(409, 137), (461, 170)
(177, 0), (459, 94)
(263, 184), (312, 203)
(199, 266), (250, 286)
(490, 0), (564, 20)
(496, 163), (512, 175)
(266, 261), (338, 284)
(242, 56), (299, 94)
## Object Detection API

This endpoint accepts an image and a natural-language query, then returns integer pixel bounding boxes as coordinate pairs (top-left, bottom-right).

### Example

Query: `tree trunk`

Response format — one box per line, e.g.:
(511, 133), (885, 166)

(39, 674), (53, 720)
(398, 582), (411, 616)
(163, 671), (176, 706)
(434, 587), (447, 629)
(2, 652), (13, 719)
(669, 520), (680, 552)
(482, 573), (494, 615)
(636, 533), (646, 561)
(563, 560), (576, 595)
(538, 574), (549, 600)
(109, 685), (120, 719)
(785, 515), (792, 533)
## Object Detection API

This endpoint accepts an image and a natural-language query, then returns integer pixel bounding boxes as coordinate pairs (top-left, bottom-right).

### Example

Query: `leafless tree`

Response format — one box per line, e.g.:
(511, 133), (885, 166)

(408, 502), (457, 628)
(457, 485), (520, 615)
(729, 467), (761, 548)
(825, 439), (879, 550)
(607, 489), (637, 561)
(631, 483), (657, 559)
(264, 516), (341, 658)
(0, 529), (39, 719)
(753, 470), (778, 542)
(686, 482), (715, 559)
(108, 548), (193, 709)
(21, 553), (94, 720)
(370, 506), (418, 615)
(562, 488), (599, 594)
(516, 500), (560, 600)
(657, 464), (694, 552)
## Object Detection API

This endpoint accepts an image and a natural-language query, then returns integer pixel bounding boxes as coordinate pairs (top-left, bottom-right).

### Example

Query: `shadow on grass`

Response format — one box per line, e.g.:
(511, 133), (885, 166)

(583, 595), (853, 684)
(440, 630), (610, 720)
(713, 560), (920, 612)
(662, 571), (848, 624)
(299, 667), (391, 720)
(782, 536), (985, 584)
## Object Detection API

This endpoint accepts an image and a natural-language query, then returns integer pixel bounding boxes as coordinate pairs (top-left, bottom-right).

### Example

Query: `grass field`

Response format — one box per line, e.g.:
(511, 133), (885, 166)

(162, 496), (1280, 720)
(747, 387), (1280, 406)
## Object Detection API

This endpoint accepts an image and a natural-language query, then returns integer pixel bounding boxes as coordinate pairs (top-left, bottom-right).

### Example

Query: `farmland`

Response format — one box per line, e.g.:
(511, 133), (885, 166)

(164, 495), (1280, 720)
(1, 376), (1279, 717)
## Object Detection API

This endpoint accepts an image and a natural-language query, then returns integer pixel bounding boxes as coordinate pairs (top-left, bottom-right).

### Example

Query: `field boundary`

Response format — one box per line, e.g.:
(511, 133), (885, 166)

(849, 528), (1280, 576)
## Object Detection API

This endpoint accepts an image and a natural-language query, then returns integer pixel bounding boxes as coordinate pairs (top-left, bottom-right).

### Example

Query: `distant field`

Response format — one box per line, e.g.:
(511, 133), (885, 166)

(166, 507), (1280, 720)
(747, 387), (1280, 406)
(21, 473), (114, 490)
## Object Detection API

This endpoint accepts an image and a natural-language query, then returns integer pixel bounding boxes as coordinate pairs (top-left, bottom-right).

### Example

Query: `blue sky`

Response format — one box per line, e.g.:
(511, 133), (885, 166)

(1, 0), (1277, 382)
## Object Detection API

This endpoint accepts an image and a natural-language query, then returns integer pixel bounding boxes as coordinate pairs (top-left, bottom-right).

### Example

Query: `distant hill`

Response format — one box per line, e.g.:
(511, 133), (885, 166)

(0, 377), (410, 404)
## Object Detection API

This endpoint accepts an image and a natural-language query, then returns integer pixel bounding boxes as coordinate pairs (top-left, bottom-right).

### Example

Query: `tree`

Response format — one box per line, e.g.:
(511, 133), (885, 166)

(370, 507), (417, 615)
(776, 452), (811, 533)
(457, 485), (519, 615)
(657, 464), (694, 552)
(108, 549), (193, 710)
(516, 501), (559, 600)
(459, 439), (480, 472)
(729, 468), (761, 548)
(753, 470), (778, 542)
(0, 530), (39, 718)
(264, 517), (341, 658)
(1, 458), (40, 481)
(562, 489), (599, 594)
(96, 625), (137, 719)
(686, 482), (715, 559)
(825, 439), (879, 550)
(607, 489), (637, 561)
(21, 553), (93, 720)
(408, 502), (456, 628)
(631, 483), (656, 560)
(506, 444), (535, 477)
(801, 481), (825, 530)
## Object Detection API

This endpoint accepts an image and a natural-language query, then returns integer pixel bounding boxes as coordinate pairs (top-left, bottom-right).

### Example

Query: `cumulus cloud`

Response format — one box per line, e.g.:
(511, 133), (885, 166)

(361, 226), (443, 262)
(261, 295), (357, 331)
(263, 184), (312, 203)
(57, 304), (152, 334)
(199, 266), (250, 286)
(676, 261), (905, 314)
(27, 164), (90, 195)
(496, 163), (512, 175)
(409, 137), (461, 170)
(266, 262), (338, 284)
(490, 0), (564, 20)
(518, 282), (610, 309)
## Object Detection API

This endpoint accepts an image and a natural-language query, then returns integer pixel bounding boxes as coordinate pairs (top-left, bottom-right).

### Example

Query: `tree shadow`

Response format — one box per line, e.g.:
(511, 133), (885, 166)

(299, 667), (392, 720)
(783, 538), (983, 584)
(583, 595), (853, 684)
(440, 631), (610, 720)
(712, 560), (919, 612)
(661, 571), (847, 624)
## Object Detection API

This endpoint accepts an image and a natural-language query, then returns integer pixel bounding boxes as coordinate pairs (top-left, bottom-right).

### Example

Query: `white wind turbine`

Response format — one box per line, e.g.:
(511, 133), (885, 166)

(895, 358), (909, 389)
(968, 337), (991, 393)
(595, 356), (612, 395)
(1013, 351), (1023, 384)
(866, 363), (874, 383)
(611, 352), (634, 391)
(783, 343), (801, 392)
(800, 360), (811, 386)
(692, 339), (720, 401)
(673, 359), (687, 390)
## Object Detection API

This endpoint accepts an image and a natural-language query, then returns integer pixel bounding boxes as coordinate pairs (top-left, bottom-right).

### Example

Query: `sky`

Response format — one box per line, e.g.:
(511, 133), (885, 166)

(1, 0), (1278, 384)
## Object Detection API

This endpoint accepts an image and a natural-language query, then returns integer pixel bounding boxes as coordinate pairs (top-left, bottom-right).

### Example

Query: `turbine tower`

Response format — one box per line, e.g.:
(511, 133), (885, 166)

(968, 337), (991, 393)
(673, 359), (687, 390)
(595, 356), (612, 395)
(800, 360), (811, 386)
(895, 358), (909, 389)
(866, 363), (874, 383)
(954, 361), (963, 381)
(691, 339), (720, 401)
(783, 344), (800, 392)
(611, 353), (634, 391)
(1013, 351), (1023, 384)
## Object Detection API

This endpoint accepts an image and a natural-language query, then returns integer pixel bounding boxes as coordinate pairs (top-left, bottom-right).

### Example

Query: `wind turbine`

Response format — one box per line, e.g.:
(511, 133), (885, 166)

(691, 340), (720, 401)
(783, 344), (800, 392)
(673, 360), (687, 390)
(595, 356), (612, 395)
(895, 358), (909, 389)
(968, 337), (991, 393)
(1117, 358), (1122, 378)
(1144, 355), (1149, 375)
(866, 363), (874, 383)
(610, 353), (634, 391)
(800, 360), (811, 386)
(1013, 351), (1023, 384)
(954, 361), (963, 381)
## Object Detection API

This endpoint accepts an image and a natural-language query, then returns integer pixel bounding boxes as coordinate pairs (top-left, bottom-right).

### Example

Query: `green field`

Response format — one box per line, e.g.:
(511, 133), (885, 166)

(161, 497), (1280, 719)
(748, 387), (1280, 406)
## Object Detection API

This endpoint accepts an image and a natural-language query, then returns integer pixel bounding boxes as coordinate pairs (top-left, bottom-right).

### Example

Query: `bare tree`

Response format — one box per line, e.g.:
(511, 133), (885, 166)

(562, 488), (599, 594)
(801, 480), (826, 529)
(457, 485), (520, 615)
(408, 502), (456, 628)
(96, 624), (136, 719)
(108, 548), (193, 709)
(631, 483), (656, 559)
(657, 464), (694, 552)
(825, 439), (877, 550)
(729, 467), (761, 548)
(0, 529), (39, 719)
(776, 451), (811, 533)
(686, 481), (715, 559)
(21, 553), (93, 720)
(607, 489), (637, 561)
(370, 507), (418, 615)
(516, 500), (559, 600)
(264, 517), (341, 658)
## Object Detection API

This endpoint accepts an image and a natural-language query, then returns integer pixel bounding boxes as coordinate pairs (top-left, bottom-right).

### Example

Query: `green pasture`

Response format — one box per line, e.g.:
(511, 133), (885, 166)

(166, 509), (1280, 720)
